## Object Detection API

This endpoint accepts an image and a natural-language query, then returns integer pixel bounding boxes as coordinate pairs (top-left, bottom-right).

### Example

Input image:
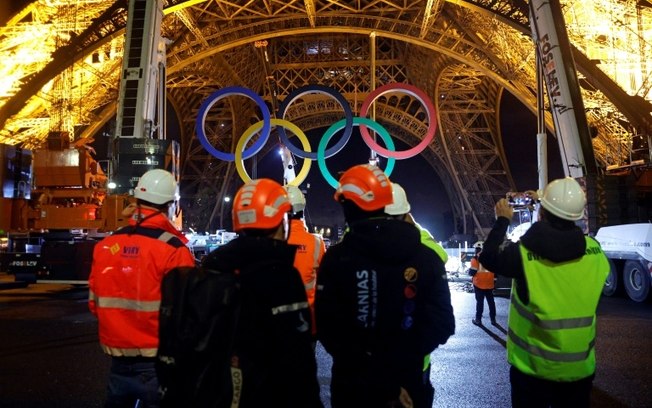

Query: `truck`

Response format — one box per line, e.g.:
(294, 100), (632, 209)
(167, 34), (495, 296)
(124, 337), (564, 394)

(595, 223), (652, 303)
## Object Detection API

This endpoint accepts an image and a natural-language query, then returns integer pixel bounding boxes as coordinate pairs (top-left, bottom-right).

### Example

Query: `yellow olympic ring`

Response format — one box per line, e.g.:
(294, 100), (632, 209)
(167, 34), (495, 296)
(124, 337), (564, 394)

(235, 119), (312, 187)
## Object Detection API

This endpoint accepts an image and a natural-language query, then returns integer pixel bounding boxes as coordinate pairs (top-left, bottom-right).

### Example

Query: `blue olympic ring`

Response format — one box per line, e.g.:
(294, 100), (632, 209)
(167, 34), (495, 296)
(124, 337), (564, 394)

(195, 86), (271, 162)
(317, 117), (396, 188)
(276, 84), (354, 160)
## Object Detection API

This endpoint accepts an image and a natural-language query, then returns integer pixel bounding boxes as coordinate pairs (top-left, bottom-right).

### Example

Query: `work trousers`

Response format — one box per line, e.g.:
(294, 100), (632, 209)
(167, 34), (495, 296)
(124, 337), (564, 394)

(473, 286), (496, 321)
(510, 366), (594, 408)
(105, 356), (159, 408)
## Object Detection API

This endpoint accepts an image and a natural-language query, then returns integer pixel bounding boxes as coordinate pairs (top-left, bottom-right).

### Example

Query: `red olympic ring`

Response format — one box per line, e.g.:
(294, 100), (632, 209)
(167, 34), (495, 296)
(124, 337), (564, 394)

(359, 83), (437, 159)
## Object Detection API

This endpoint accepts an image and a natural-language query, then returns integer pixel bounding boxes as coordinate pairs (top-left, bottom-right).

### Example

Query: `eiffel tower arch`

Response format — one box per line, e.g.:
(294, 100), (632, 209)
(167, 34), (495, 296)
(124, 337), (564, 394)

(1, 0), (651, 239)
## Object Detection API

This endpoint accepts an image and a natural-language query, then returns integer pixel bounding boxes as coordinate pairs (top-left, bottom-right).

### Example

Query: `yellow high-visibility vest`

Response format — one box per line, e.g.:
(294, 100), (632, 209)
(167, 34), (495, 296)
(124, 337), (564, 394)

(508, 237), (609, 381)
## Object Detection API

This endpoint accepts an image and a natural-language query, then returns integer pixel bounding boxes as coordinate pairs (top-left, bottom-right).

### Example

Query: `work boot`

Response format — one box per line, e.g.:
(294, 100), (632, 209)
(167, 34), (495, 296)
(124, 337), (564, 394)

(472, 318), (482, 326)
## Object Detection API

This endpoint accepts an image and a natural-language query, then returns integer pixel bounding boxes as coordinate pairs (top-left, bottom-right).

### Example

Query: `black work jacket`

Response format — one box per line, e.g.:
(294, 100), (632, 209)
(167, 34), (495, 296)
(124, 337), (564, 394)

(315, 217), (455, 399)
(201, 235), (323, 408)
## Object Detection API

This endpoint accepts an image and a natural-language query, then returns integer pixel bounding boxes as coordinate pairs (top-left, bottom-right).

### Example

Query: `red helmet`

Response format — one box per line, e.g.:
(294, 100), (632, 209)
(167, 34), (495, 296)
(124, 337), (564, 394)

(334, 164), (393, 211)
(232, 178), (292, 232)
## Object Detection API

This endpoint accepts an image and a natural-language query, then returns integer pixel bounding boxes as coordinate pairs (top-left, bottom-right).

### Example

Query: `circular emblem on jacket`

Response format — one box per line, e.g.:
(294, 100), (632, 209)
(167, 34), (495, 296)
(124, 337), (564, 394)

(403, 284), (417, 299)
(403, 267), (418, 282)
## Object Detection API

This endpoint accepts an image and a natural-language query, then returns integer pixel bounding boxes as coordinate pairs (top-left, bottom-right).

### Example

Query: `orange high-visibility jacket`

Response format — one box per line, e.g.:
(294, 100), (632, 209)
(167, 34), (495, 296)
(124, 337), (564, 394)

(287, 218), (326, 334)
(471, 256), (495, 290)
(88, 208), (195, 357)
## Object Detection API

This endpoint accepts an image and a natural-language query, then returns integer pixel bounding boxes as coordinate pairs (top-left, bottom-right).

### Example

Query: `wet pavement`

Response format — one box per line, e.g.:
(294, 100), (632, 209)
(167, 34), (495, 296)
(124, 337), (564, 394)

(0, 275), (650, 407)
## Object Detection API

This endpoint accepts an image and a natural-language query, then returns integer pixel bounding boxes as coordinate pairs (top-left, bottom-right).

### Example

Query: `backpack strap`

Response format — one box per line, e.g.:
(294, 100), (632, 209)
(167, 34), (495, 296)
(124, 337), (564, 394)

(113, 226), (186, 249)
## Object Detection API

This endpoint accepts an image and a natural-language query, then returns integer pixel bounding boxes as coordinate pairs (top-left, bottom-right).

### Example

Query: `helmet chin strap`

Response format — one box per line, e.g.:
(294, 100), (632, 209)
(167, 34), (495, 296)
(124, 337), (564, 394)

(133, 203), (164, 226)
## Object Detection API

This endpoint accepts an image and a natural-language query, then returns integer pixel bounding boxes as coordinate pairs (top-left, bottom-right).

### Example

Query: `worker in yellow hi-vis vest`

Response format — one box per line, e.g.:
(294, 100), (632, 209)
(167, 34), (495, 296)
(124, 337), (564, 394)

(480, 177), (609, 408)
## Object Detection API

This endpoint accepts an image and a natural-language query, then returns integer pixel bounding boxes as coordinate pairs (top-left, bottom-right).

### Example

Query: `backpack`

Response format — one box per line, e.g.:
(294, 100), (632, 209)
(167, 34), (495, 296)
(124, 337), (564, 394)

(157, 265), (241, 408)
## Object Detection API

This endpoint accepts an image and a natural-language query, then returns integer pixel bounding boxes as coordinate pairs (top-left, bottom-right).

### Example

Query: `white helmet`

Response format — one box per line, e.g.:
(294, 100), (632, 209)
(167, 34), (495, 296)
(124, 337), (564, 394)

(384, 183), (411, 215)
(284, 185), (306, 213)
(134, 169), (177, 205)
(540, 177), (586, 221)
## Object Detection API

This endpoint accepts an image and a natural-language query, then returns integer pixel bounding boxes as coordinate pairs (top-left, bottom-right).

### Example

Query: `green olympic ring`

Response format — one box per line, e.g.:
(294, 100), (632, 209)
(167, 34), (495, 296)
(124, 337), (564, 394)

(317, 117), (396, 188)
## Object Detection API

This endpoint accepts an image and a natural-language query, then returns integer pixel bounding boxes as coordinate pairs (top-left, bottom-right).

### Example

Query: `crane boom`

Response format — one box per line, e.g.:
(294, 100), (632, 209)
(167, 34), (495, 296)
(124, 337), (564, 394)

(529, 0), (598, 180)
(111, 0), (179, 196)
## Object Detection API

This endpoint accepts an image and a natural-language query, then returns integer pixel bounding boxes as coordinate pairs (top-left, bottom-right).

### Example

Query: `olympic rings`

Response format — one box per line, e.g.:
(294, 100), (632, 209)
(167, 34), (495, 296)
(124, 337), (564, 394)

(359, 83), (437, 159)
(195, 83), (437, 185)
(196, 86), (271, 162)
(235, 119), (312, 187)
(318, 117), (396, 188)
(277, 84), (354, 160)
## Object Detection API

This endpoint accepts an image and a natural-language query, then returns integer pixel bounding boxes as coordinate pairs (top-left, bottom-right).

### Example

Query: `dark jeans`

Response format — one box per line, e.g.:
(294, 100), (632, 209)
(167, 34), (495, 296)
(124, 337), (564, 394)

(510, 366), (594, 408)
(105, 357), (159, 408)
(473, 286), (496, 321)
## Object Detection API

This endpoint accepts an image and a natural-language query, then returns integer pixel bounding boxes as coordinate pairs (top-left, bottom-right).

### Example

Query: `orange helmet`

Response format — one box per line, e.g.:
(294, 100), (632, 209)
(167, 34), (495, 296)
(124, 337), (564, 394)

(232, 178), (292, 232)
(334, 164), (393, 211)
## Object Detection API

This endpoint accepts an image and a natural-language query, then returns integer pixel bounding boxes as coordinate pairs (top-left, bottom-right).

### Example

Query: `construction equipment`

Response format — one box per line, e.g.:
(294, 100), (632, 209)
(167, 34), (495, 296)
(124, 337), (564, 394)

(595, 223), (652, 303)
(0, 139), (134, 283)
(0, 0), (177, 284)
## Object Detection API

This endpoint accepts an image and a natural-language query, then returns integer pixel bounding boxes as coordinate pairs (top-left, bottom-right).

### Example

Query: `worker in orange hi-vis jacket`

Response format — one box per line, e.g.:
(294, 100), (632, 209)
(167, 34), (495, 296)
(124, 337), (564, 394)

(88, 169), (195, 408)
(468, 243), (497, 326)
(284, 185), (326, 340)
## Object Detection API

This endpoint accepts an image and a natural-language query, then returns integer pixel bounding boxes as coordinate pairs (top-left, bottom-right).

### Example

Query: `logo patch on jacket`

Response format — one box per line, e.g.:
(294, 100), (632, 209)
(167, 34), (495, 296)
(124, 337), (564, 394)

(356, 269), (378, 328)
(122, 246), (139, 257)
(110, 243), (120, 255)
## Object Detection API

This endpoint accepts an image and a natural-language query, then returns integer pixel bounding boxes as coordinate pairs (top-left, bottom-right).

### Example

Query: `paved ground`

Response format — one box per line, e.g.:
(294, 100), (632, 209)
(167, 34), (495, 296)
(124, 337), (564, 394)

(0, 274), (650, 407)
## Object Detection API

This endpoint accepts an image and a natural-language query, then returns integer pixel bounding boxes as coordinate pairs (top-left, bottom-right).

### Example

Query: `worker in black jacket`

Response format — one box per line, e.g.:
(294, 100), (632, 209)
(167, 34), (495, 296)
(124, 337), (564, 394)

(315, 164), (455, 408)
(200, 178), (322, 408)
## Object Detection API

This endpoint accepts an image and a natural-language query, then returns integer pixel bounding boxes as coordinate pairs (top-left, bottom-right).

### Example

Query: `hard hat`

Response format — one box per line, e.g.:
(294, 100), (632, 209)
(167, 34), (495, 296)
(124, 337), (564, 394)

(134, 169), (177, 205)
(284, 185), (306, 213)
(334, 164), (393, 211)
(384, 183), (411, 215)
(540, 177), (586, 221)
(232, 178), (292, 232)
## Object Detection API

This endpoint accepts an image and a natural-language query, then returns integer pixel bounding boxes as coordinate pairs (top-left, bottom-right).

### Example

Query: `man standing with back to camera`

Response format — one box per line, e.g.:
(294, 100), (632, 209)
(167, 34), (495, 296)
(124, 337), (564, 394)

(200, 178), (322, 407)
(479, 177), (609, 408)
(316, 164), (455, 408)
(89, 169), (195, 408)
(468, 244), (497, 326)
(284, 185), (326, 343)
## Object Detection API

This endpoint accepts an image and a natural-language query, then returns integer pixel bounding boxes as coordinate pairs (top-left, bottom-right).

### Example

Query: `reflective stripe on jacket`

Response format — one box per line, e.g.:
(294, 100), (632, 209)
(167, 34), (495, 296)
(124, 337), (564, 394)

(88, 209), (195, 357)
(508, 237), (609, 381)
(288, 218), (326, 335)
